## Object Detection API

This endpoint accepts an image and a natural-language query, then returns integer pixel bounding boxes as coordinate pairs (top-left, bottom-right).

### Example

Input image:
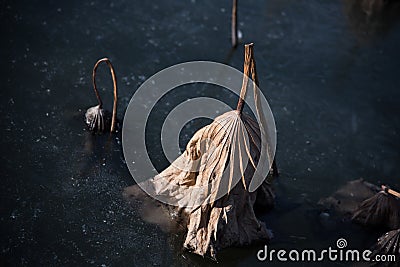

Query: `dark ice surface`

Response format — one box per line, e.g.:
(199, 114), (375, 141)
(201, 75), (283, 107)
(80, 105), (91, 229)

(1, 0), (400, 265)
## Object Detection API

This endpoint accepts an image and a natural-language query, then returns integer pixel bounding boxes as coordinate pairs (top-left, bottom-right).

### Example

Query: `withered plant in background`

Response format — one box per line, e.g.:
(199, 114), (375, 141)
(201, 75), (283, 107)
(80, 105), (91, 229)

(371, 228), (400, 259)
(85, 58), (118, 133)
(352, 185), (400, 230)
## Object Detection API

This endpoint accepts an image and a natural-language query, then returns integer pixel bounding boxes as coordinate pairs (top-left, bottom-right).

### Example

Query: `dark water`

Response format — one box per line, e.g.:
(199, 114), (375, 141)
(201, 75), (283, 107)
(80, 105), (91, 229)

(1, 0), (400, 266)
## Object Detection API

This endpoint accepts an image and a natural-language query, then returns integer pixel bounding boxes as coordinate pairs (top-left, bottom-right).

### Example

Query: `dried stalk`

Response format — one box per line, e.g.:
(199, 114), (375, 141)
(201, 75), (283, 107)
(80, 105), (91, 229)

(231, 0), (238, 48)
(236, 43), (252, 113)
(92, 58), (118, 132)
(236, 43), (279, 176)
(382, 185), (400, 198)
(249, 45), (279, 176)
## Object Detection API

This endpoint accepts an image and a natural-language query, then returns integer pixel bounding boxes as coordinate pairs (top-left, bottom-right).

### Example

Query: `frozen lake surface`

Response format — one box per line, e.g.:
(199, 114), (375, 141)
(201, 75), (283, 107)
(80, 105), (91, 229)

(1, 0), (400, 265)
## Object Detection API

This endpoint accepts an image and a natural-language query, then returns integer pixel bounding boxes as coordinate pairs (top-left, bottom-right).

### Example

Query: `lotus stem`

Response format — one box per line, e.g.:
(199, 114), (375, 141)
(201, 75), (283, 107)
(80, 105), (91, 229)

(231, 0), (238, 48)
(382, 185), (400, 198)
(236, 43), (252, 113)
(92, 62), (104, 108)
(249, 45), (279, 177)
(92, 58), (118, 133)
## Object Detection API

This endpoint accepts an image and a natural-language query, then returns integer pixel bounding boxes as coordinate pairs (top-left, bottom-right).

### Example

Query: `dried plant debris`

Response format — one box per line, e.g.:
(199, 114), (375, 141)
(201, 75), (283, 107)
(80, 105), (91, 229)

(352, 186), (400, 230)
(371, 228), (400, 259)
(129, 43), (277, 259)
(85, 105), (110, 133)
(147, 110), (274, 258)
(318, 178), (380, 217)
(85, 58), (118, 133)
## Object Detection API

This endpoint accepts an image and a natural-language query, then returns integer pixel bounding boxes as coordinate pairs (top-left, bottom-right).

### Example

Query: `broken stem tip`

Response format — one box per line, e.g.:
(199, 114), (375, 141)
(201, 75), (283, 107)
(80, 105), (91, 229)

(231, 0), (238, 48)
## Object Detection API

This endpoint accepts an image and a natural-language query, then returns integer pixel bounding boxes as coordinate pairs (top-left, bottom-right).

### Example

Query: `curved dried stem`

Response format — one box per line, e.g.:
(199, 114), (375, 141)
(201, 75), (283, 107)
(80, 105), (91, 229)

(92, 58), (118, 132)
